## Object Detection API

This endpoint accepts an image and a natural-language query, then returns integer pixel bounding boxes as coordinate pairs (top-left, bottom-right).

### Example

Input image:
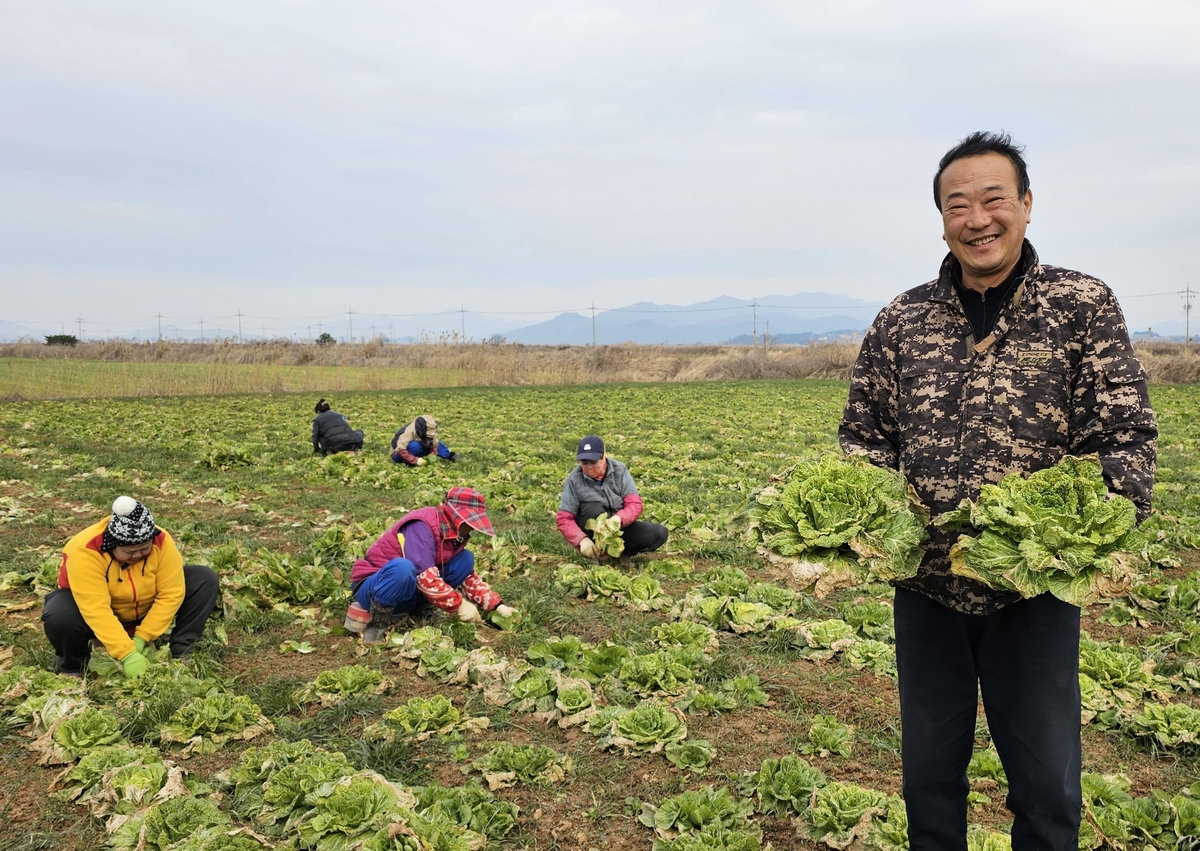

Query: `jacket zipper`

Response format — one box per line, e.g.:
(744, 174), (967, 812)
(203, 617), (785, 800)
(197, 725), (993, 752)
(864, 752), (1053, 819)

(128, 565), (140, 621)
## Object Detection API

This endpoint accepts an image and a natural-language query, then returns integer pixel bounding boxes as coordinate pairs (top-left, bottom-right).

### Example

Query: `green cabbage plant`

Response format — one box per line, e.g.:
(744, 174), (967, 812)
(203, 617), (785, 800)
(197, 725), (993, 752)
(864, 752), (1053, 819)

(801, 714), (854, 758)
(638, 785), (755, 840)
(292, 773), (407, 849)
(1126, 702), (1200, 749)
(805, 781), (889, 847)
(49, 707), (126, 762)
(412, 782), (519, 842)
(296, 665), (389, 705)
(748, 454), (929, 587)
(653, 621), (720, 654)
(939, 456), (1151, 606)
(585, 513), (626, 558)
(598, 701), (687, 754)
(367, 695), (466, 741)
(843, 640), (896, 676)
(622, 574), (670, 611)
(160, 693), (272, 755)
(109, 795), (229, 851)
(53, 743), (163, 806)
(664, 739), (716, 773)
(467, 742), (574, 789)
(754, 754), (826, 816)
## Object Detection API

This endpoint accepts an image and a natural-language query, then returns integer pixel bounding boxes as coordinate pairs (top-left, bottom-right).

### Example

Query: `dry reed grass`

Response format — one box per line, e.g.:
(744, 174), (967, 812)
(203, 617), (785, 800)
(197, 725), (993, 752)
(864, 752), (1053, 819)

(1, 338), (1196, 400)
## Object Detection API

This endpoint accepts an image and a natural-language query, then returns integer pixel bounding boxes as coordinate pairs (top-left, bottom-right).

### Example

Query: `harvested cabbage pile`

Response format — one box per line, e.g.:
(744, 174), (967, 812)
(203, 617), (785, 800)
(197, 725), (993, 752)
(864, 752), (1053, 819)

(938, 456), (1150, 607)
(747, 454), (929, 593)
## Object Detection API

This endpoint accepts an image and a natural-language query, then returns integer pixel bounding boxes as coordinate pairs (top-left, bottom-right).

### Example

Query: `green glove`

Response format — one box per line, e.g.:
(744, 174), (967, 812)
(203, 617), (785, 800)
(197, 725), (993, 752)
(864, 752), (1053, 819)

(133, 636), (146, 653)
(122, 650), (149, 679)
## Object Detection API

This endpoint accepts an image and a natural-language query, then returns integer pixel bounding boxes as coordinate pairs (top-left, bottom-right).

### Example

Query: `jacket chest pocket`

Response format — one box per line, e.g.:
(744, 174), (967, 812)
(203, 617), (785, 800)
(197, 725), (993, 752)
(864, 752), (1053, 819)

(999, 360), (1071, 442)
(896, 362), (969, 447)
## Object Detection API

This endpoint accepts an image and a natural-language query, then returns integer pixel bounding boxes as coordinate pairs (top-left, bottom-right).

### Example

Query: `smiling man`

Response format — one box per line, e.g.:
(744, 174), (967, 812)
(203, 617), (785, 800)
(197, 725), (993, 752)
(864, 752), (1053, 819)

(839, 132), (1157, 850)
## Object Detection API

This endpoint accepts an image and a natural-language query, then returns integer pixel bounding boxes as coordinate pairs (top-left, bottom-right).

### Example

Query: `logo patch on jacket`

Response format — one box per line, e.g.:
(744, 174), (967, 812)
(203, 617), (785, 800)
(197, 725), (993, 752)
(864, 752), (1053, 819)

(1018, 348), (1054, 367)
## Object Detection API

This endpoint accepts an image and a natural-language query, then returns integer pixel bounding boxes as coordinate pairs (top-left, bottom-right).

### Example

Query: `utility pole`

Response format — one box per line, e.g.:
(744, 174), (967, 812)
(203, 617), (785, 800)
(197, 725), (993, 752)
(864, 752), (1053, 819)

(199, 318), (204, 344)
(348, 309), (354, 343)
(77, 316), (83, 341)
(460, 306), (466, 341)
(1184, 283), (1195, 346)
(752, 299), (758, 347)
(157, 313), (163, 341)
(591, 303), (597, 347)
(237, 311), (243, 343)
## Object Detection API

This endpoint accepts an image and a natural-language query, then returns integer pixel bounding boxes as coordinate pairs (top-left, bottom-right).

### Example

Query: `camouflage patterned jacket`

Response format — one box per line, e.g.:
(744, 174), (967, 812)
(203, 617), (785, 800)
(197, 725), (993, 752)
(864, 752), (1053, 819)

(839, 241), (1157, 614)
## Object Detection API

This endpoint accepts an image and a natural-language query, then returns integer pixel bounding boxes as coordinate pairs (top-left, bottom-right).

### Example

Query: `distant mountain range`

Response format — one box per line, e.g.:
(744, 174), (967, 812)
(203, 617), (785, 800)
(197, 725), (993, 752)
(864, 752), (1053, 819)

(2, 294), (1194, 345)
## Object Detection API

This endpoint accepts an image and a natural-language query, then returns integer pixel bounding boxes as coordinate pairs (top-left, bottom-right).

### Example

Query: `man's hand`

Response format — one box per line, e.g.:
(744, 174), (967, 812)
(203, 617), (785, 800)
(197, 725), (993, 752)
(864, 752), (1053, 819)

(455, 600), (482, 624)
(415, 457), (427, 467)
(133, 636), (146, 653)
(122, 650), (149, 679)
(579, 538), (598, 560)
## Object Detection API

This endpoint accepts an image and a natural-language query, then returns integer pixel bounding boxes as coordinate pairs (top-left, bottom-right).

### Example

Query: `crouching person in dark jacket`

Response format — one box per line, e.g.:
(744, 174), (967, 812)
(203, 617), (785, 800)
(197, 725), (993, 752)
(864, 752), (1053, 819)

(312, 399), (365, 455)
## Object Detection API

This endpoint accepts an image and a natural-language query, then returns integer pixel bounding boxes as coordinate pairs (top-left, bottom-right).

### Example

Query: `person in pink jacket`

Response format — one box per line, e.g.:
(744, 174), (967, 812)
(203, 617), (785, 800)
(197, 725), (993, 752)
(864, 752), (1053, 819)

(555, 435), (668, 561)
(344, 487), (515, 642)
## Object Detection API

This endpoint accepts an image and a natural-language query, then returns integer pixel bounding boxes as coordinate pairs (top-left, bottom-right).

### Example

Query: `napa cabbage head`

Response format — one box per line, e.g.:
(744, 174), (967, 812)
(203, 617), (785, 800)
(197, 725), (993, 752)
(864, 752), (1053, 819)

(381, 695), (462, 736)
(755, 754), (826, 816)
(110, 796), (228, 851)
(806, 781), (888, 845)
(295, 774), (406, 848)
(665, 739), (716, 773)
(52, 707), (126, 759)
(751, 454), (928, 583)
(606, 702), (687, 753)
(943, 456), (1149, 606)
(639, 785), (754, 838)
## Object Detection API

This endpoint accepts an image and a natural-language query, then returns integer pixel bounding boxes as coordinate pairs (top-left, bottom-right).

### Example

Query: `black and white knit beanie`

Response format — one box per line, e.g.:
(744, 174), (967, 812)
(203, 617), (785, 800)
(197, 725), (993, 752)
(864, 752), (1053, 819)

(101, 496), (159, 552)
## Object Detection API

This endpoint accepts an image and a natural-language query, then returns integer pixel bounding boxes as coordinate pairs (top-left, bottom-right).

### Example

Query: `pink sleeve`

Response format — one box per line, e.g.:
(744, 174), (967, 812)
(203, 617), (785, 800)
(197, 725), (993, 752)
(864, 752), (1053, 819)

(460, 573), (502, 611)
(556, 510), (587, 547)
(415, 567), (462, 613)
(394, 446), (420, 466)
(614, 494), (643, 527)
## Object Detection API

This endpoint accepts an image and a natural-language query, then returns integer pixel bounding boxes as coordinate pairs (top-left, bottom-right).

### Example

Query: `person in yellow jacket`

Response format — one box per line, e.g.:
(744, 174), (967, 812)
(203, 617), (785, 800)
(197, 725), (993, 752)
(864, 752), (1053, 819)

(40, 496), (219, 677)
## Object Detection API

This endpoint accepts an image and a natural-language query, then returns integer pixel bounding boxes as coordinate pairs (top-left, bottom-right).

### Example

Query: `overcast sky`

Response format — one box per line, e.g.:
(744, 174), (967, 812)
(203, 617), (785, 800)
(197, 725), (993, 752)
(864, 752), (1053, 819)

(2, 1), (1198, 336)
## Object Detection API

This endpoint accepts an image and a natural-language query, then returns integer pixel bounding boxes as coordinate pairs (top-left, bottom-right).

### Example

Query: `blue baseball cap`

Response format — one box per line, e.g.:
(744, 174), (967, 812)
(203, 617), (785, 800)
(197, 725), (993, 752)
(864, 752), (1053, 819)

(576, 435), (605, 461)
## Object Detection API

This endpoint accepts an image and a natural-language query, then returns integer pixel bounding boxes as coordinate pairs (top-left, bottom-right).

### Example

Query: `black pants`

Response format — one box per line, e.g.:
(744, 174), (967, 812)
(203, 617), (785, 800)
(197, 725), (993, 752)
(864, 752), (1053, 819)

(576, 502), (668, 558)
(323, 429), (364, 455)
(894, 587), (1081, 851)
(41, 564), (220, 673)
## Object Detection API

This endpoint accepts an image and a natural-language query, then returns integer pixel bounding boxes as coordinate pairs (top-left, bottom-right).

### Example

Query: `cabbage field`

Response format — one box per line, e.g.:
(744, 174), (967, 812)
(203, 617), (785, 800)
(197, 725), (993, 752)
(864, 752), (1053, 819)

(1, 380), (1198, 850)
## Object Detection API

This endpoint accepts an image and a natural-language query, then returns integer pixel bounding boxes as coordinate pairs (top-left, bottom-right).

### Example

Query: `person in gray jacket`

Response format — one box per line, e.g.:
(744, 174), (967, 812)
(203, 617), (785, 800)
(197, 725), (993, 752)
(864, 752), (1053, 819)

(311, 399), (365, 455)
(555, 435), (668, 559)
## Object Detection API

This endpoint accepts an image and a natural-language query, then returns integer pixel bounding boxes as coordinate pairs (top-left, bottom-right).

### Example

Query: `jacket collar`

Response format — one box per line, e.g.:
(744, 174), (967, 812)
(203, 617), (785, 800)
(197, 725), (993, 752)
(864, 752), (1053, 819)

(930, 240), (1041, 305)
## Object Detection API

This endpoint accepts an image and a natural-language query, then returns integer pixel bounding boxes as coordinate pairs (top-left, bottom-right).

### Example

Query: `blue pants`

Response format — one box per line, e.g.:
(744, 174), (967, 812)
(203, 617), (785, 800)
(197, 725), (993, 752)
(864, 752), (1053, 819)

(355, 550), (476, 611)
(895, 587), (1081, 851)
(405, 439), (451, 459)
